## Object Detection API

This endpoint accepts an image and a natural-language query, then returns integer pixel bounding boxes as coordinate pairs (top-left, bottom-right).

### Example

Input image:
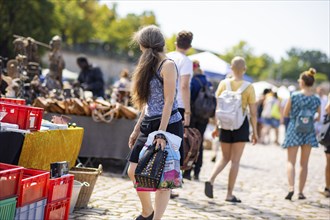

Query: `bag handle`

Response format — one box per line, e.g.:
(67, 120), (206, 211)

(183, 128), (196, 169)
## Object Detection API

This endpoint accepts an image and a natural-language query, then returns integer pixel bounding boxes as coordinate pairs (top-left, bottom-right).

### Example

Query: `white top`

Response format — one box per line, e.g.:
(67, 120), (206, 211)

(166, 51), (193, 108)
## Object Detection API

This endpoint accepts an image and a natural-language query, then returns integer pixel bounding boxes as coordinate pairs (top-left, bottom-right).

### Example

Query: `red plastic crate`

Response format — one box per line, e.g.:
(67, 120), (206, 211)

(0, 163), (23, 200)
(44, 199), (70, 220)
(0, 98), (26, 105)
(47, 175), (74, 203)
(0, 102), (43, 131)
(17, 168), (50, 207)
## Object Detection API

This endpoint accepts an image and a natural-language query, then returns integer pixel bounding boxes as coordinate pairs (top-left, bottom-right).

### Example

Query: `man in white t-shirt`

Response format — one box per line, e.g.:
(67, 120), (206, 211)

(167, 30), (193, 127)
(167, 31), (193, 199)
(316, 86), (328, 133)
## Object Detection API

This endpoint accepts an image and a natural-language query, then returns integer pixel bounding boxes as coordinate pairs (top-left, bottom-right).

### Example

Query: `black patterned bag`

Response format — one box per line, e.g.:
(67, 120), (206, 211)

(135, 144), (168, 191)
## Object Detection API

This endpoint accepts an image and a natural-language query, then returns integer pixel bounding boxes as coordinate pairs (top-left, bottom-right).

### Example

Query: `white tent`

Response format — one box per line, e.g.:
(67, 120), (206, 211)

(188, 51), (231, 80)
(42, 68), (78, 81)
(252, 81), (277, 99)
(277, 85), (290, 100)
(188, 51), (253, 82)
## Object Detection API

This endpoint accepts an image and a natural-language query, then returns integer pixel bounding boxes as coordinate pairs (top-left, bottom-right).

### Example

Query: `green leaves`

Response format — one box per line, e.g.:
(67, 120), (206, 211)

(0, 0), (157, 60)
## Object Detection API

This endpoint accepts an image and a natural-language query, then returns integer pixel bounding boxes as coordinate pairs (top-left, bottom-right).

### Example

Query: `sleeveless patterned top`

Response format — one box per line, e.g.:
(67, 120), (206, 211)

(144, 59), (182, 124)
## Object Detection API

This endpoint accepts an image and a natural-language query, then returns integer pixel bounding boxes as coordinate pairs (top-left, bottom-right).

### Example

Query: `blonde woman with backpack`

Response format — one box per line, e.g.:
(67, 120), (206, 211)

(204, 56), (258, 202)
(282, 68), (321, 200)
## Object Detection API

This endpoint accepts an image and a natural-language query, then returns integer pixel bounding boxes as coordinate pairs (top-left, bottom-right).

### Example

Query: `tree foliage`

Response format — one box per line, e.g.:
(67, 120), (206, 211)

(0, 0), (157, 60)
(0, 0), (55, 57)
(275, 48), (330, 81)
(220, 41), (274, 80)
(0, 0), (328, 82)
(220, 41), (329, 82)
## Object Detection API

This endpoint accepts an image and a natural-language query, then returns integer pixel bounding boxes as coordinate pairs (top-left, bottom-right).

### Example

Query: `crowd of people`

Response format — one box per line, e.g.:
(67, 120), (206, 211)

(1, 25), (328, 220)
(123, 25), (329, 220)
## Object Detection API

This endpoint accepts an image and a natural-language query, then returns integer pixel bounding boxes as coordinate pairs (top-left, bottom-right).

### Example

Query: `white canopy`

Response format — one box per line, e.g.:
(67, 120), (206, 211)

(42, 68), (78, 81)
(252, 81), (277, 99)
(188, 51), (231, 79)
(188, 51), (253, 82)
(277, 85), (291, 99)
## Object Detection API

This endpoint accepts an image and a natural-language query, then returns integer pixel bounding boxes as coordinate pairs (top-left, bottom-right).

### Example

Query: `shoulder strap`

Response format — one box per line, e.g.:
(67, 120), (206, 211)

(157, 59), (170, 73)
(236, 81), (250, 94)
(155, 59), (178, 85)
(225, 79), (232, 91)
(194, 77), (204, 88)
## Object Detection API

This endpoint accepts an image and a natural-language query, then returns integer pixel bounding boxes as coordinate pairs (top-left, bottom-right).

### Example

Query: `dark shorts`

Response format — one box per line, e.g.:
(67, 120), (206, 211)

(325, 145), (330, 154)
(220, 117), (250, 143)
(128, 120), (184, 165)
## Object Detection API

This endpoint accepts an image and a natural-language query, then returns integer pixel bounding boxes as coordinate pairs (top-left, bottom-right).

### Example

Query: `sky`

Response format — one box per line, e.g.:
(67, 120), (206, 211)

(101, 0), (330, 62)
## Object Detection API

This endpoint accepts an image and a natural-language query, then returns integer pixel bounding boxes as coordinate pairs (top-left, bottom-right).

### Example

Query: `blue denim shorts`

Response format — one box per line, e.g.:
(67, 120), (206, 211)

(263, 118), (280, 128)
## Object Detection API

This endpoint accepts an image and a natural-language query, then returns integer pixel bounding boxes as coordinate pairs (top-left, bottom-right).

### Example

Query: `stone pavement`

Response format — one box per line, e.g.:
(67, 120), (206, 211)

(70, 142), (330, 220)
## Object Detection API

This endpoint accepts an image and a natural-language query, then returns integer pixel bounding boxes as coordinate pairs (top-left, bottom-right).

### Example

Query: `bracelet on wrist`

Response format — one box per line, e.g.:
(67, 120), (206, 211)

(184, 111), (191, 115)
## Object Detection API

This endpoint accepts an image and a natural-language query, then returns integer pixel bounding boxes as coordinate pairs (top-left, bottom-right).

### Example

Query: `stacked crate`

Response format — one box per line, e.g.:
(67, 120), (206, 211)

(0, 163), (24, 220)
(15, 168), (49, 220)
(0, 101), (44, 131)
(44, 175), (74, 220)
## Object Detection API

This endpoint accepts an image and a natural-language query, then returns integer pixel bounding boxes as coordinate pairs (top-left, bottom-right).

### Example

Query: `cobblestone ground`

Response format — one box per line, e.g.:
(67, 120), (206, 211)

(70, 141), (330, 220)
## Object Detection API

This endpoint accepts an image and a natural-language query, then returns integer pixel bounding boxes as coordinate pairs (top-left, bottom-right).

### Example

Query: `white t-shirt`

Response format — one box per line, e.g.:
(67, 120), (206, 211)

(166, 51), (193, 108)
(315, 94), (329, 132)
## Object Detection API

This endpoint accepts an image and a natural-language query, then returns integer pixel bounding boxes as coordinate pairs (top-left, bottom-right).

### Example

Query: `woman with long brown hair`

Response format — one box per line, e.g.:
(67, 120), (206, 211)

(127, 25), (183, 220)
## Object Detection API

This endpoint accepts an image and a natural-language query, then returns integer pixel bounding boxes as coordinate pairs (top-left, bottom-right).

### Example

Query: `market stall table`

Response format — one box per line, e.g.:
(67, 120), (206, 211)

(44, 114), (136, 162)
(0, 131), (25, 164)
(18, 127), (84, 170)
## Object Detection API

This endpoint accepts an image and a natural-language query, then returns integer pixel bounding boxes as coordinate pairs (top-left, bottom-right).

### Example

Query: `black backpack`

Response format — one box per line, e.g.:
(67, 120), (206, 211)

(191, 77), (216, 119)
(318, 114), (330, 146)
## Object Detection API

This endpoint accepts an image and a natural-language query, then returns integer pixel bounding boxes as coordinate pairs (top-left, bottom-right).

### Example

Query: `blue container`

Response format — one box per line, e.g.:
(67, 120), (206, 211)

(15, 198), (46, 220)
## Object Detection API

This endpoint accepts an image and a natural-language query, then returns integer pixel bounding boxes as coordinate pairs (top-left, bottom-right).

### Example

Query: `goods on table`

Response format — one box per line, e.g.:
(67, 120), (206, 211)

(33, 97), (138, 123)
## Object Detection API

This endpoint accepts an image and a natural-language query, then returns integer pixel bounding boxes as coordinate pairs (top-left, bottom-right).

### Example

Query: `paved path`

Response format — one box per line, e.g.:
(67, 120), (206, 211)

(70, 142), (330, 220)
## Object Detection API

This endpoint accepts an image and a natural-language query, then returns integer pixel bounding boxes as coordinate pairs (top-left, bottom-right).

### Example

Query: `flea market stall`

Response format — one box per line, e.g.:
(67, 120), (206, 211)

(43, 114), (136, 161)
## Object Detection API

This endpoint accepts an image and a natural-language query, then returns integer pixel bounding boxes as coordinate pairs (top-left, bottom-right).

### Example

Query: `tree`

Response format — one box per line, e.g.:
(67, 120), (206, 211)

(277, 48), (330, 81)
(0, 0), (55, 58)
(51, 0), (94, 44)
(105, 11), (158, 59)
(220, 41), (274, 80)
(165, 34), (176, 53)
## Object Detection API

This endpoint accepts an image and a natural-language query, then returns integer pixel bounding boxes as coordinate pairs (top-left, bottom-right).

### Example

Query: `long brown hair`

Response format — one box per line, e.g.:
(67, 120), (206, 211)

(131, 25), (165, 110)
